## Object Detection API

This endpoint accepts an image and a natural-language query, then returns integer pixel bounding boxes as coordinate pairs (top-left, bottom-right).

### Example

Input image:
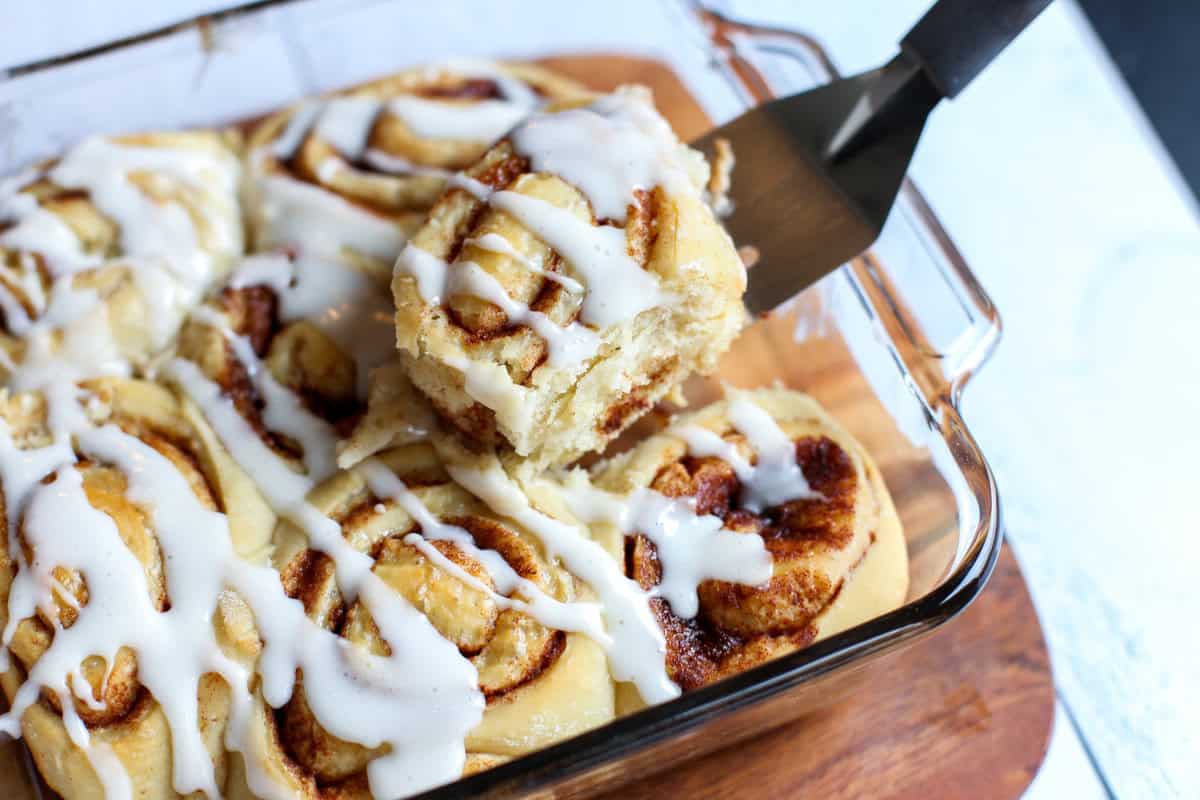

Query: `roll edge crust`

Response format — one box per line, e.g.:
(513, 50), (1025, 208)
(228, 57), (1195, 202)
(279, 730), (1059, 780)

(588, 387), (908, 708)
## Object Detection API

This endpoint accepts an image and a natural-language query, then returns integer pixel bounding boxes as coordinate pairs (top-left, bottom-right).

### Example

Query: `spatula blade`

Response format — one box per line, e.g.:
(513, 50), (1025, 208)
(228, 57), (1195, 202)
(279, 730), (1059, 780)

(695, 65), (931, 315)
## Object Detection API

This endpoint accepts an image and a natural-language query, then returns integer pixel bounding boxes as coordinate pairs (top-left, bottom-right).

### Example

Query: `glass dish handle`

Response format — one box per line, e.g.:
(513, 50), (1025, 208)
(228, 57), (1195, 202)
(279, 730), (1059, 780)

(693, 3), (1002, 409)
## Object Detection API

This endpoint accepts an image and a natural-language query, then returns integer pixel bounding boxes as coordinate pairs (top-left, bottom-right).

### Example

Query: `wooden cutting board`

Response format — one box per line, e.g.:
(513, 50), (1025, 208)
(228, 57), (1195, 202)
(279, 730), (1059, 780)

(538, 54), (1056, 799)
(604, 545), (1053, 799)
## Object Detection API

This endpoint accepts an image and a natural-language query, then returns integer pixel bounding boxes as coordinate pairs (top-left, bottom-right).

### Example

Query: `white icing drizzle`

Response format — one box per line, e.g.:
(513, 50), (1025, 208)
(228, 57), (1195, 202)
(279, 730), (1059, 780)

(616, 490), (770, 619)
(385, 95), (534, 143)
(394, 244), (450, 304)
(193, 305), (339, 482)
(49, 138), (239, 284)
(463, 232), (584, 293)
(253, 175), (404, 265)
(88, 743), (133, 799)
(272, 61), (539, 172)
(488, 190), (667, 327)
(674, 395), (820, 512)
(447, 172), (495, 201)
(362, 148), (455, 179)
(561, 481), (771, 625)
(165, 357), (484, 797)
(357, 459), (607, 640)
(509, 89), (696, 222)
(448, 261), (599, 367)
(271, 102), (323, 161)
(1, 140), (239, 354)
(228, 253), (394, 398)
(445, 459), (677, 704)
(0, 171), (101, 276)
(312, 97), (382, 162)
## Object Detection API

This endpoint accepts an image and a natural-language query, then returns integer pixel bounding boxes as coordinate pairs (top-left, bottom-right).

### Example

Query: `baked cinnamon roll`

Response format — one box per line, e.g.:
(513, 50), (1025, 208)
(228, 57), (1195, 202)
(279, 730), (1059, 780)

(0, 377), (273, 799)
(172, 250), (407, 483)
(585, 388), (908, 705)
(392, 86), (746, 465)
(244, 62), (591, 269)
(224, 442), (613, 798)
(0, 131), (243, 376)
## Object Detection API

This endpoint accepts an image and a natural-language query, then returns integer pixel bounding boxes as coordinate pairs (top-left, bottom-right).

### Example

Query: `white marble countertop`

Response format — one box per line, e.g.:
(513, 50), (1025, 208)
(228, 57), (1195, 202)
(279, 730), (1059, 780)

(715, 1), (1198, 797)
(3, 1), (1196, 797)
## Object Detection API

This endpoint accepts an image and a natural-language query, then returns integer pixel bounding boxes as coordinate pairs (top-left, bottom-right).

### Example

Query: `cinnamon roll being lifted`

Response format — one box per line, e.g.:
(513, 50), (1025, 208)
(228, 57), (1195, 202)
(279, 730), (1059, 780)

(392, 86), (747, 466)
(580, 388), (908, 706)
(244, 62), (591, 270)
(0, 132), (243, 377)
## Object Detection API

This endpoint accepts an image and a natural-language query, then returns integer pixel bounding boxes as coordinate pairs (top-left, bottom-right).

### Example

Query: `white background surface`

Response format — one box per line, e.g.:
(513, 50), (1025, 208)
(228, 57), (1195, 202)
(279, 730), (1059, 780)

(3, 1), (1197, 797)
(714, 1), (1197, 797)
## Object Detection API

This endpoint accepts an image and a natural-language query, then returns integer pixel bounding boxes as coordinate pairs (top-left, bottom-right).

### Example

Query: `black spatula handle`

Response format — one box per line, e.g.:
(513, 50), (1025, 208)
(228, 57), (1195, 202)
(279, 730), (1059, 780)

(901, 0), (1053, 98)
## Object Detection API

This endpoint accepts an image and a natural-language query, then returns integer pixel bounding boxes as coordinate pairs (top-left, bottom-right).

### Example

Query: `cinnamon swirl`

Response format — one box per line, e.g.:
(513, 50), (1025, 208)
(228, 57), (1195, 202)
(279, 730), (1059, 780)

(222, 442), (613, 799)
(172, 250), (401, 484)
(244, 62), (591, 270)
(392, 86), (746, 465)
(584, 388), (908, 706)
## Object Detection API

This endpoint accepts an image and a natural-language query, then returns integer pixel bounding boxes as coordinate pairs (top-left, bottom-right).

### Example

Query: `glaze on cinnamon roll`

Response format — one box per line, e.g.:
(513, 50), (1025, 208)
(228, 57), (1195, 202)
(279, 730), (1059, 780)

(0, 132), (243, 376)
(172, 250), (403, 484)
(586, 388), (908, 705)
(244, 62), (591, 270)
(223, 443), (613, 799)
(0, 378), (273, 799)
(392, 86), (746, 466)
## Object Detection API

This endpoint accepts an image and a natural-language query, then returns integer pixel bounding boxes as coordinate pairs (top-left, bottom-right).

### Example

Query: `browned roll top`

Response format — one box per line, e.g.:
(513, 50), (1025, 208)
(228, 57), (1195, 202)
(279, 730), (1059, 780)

(627, 431), (870, 691)
(262, 445), (574, 796)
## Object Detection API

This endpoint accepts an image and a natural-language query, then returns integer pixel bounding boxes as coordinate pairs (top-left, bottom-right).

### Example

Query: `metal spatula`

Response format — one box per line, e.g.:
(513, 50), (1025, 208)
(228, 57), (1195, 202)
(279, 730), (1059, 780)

(695, 0), (1053, 314)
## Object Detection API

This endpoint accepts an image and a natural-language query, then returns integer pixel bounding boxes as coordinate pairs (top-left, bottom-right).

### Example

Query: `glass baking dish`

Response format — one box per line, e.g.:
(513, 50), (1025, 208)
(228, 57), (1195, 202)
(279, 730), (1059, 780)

(0, 1), (1002, 797)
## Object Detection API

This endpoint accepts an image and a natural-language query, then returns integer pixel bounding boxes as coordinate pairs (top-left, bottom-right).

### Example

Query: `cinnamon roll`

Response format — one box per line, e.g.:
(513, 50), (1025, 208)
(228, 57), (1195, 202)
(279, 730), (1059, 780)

(392, 86), (746, 465)
(584, 388), (908, 706)
(171, 249), (416, 482)
(0, 377), (273, 799)
(0, 131), (243, 376)
(244, 62), (591, 269)
(223, 442), (613, 798)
